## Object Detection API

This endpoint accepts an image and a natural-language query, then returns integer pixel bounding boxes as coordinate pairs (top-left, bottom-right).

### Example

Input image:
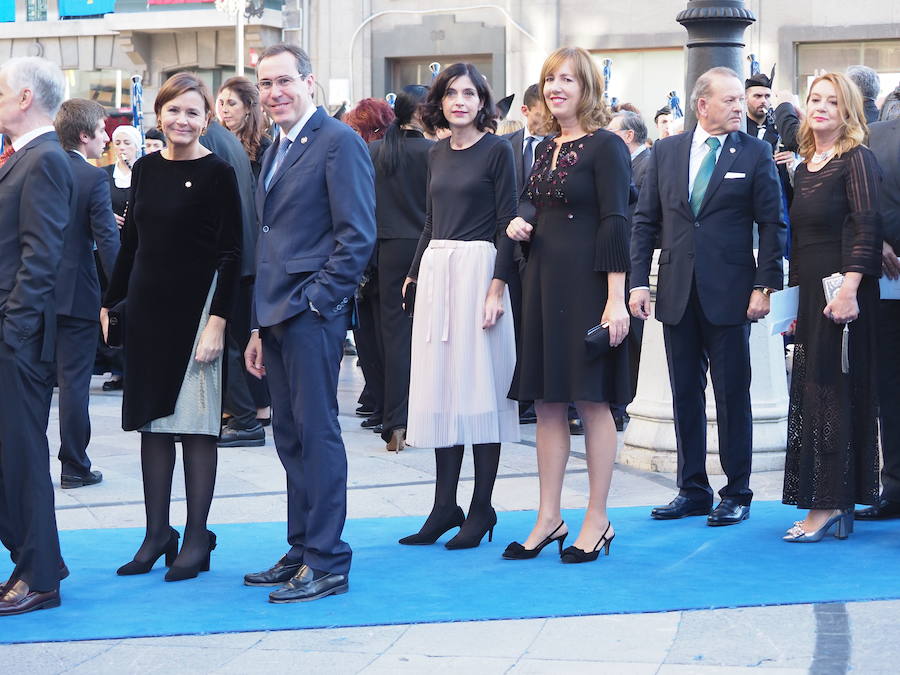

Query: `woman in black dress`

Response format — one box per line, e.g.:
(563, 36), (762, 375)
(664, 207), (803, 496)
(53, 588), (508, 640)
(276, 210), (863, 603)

(506, 47), (632, 563)
(369, 85), (432, 452)
(102, 73), (241, 580)
(216, 76), (272, 180)
(399, 63), (519, 549)
(782, 72), (881, 542)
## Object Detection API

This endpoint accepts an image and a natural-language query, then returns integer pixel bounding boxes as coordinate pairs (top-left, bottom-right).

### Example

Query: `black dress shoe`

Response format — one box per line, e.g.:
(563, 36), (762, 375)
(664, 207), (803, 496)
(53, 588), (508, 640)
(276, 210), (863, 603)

(568, 418), (584, 435)
(855, 498), (900, 520)
(101, 378), (123, 391)
(268, 565), (348, 603)
(61, 470), (103, 489)
(707, 499), (751, 526)
(651, 495), (712, 520)
(614, 413), (629, 432)
(165, 530), (217, 582)
(244, 555), (304, 586)
(0, 580), (60, 616)
(218, 422), (265, 448)
(360, 416), (383, 429)
(355, 404), (374, 417)
(519, 407), (537, 424)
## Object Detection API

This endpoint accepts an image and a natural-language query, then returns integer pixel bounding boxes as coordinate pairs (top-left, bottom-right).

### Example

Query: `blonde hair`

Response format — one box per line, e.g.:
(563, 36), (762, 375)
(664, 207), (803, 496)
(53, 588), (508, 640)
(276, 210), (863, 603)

(534, 47), (610, 136)
(496, 119), (524, 135)
(798, 73), (867, 163)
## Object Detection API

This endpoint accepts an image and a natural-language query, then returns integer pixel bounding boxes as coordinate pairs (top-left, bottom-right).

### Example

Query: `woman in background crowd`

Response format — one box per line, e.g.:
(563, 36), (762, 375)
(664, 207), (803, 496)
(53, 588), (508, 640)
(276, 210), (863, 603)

(506, 46), (632, 564)
(400, 63), (519, 550)
(216, 76), (272, 180)
(96, 123), (142, 392)
(781, 72), (882, 542)
(368, 85), (432, 452)
(102, 72), (241, 581)
(343, 98), (397, 434)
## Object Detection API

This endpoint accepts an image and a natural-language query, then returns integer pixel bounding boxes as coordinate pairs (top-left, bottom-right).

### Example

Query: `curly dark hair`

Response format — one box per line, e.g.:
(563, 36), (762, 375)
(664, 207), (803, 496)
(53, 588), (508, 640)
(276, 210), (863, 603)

(420, 62), (497, 134)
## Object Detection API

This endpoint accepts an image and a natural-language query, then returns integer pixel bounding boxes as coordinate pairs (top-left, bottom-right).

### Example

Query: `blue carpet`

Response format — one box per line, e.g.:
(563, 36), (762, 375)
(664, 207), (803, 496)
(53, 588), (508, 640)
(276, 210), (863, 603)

(3, 501), (900, 644)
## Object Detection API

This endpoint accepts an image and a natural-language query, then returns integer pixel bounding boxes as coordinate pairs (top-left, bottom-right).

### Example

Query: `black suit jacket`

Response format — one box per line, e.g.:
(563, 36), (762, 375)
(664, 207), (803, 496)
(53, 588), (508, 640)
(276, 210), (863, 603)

(631, 127), (786, 326)
(201, 120), (258, 278)
(869, 120), (900, 250)
(55, 151), (120, 321)
(0, 131), (74, 352)
(504, 127), (538, 224)
(631, 147), (651, 192)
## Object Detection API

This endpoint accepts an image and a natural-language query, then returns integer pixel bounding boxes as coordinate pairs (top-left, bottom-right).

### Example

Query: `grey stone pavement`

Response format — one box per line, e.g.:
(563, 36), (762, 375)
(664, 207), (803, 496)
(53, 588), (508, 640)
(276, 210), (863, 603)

(1, 356), (897, 674)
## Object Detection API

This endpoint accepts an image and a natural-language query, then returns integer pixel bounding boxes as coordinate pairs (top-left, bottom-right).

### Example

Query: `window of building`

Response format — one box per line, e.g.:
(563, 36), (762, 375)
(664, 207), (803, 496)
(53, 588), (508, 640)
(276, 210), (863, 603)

(797, 40), (900, 101)
(387, 55), (494, 94)
(65, 69), (132, 110)
(26, 0), (48, 21)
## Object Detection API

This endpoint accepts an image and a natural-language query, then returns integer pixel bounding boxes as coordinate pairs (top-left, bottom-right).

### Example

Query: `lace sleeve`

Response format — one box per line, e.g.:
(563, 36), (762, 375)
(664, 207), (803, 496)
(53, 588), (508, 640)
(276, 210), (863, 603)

(841, 146), (883, 277)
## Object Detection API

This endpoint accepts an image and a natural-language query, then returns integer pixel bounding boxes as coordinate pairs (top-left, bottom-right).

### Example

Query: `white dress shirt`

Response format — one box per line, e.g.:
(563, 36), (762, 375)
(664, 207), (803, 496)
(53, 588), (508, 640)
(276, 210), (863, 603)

(688, 125), (728, 197)
(11, 125), (55, 152)
(265, 104), (318, 188)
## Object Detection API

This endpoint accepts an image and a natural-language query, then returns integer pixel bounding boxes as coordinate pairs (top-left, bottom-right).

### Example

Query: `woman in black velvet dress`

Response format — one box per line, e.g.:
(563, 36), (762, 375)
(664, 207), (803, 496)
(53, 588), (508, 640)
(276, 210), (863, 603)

(506, 47), (632, 564)
(102, 73), (241, 580)
(782, 72), (882, 542)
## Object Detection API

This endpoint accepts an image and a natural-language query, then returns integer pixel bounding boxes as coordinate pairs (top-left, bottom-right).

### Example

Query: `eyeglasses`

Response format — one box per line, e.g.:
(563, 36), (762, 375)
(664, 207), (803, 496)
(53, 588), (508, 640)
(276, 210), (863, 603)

(256, 75), (306, 92)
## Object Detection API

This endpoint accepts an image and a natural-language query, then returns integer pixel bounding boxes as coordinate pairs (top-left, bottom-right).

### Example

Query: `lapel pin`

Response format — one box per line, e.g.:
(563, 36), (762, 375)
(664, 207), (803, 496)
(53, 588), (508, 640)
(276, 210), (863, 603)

(184, 181), (192, 188)
(729, 147), (735, 153)
(300, 136), (308, 144)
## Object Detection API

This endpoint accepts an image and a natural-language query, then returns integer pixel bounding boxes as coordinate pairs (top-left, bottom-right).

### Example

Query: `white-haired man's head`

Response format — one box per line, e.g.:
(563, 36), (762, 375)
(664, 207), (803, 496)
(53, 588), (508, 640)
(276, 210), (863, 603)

(0, 57), (66, 139)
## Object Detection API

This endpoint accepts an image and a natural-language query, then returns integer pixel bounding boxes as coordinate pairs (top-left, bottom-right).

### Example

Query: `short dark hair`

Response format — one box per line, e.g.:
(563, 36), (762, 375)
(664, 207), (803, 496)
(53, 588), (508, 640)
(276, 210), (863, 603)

(154, 72), (213, 122)
(420, 62), (498, 134)
(145, 127), (167, 145)
(54, 98), (106, 151)
(257, 43), (312, 77)
(612, 111), (648, 145)
(522, 83), (540, 108)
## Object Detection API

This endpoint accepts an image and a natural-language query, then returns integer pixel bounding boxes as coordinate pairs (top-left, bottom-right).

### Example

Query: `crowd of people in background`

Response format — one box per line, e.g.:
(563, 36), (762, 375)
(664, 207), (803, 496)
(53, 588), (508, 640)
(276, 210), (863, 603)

(1, 41), (899, 616)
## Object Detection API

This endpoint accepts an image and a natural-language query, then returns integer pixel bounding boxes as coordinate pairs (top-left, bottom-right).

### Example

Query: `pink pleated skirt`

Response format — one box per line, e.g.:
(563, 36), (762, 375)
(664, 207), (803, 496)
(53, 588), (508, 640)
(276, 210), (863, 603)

(406, 240), (519, 448)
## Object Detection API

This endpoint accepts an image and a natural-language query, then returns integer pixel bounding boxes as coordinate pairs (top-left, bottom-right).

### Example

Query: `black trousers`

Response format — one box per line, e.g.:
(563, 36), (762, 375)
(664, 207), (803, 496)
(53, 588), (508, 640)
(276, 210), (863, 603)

(354, 269), (385, 418)
(55, 315), (98, 476)
(377, 238), (417, 439)
(223, 279), (270, 427)
(878, 300), (900, 502)
(262, 309), (352, 575)
(0, 333), (62, 590)
(662, 284), (753, 504)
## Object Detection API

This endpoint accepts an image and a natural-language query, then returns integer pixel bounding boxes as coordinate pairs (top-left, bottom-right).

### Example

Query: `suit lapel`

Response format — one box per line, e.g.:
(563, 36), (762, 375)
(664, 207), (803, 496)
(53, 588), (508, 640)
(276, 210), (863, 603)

(514, 129), (525, 193)
(698, 131), (742, 216)
(677, 130), (694, 213)
(267, 107), (324, 193)
(0, 133), (51, 185)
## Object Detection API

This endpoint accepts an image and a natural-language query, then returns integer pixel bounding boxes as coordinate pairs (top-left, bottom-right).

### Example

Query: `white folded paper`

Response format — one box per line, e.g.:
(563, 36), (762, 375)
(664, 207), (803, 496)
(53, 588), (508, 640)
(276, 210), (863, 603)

(767, 286), (799, 335)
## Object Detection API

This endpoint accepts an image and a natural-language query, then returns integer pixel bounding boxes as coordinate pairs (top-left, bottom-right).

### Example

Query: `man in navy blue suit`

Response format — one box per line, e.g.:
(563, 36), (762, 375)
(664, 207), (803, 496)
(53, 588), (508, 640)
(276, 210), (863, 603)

(243, 44), (376, 603)
(52, 98), (120, 489)
(630, 67), (785, 526)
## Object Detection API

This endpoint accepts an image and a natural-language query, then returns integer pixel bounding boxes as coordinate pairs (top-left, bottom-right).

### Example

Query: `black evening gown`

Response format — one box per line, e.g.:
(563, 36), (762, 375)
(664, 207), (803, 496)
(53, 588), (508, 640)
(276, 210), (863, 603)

(511, 130), (633, 403)
(783, 145), (882, 510)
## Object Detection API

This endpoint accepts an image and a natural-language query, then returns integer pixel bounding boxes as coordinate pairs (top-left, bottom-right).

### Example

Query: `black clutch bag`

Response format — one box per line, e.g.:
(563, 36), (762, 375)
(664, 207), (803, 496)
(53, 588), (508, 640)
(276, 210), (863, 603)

(403, 282), (417, 318)
(106, 300), (126, 348)
(584, 322), (611, 360)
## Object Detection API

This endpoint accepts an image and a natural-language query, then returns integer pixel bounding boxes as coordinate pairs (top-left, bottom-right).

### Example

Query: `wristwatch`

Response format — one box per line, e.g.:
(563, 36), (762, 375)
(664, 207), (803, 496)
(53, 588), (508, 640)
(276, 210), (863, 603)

(757, 287), (776, 297)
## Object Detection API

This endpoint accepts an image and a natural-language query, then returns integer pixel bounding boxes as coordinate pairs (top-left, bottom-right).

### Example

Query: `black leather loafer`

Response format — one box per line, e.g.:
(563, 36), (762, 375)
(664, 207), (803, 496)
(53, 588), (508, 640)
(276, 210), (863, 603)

(0, 580), (60, 616)
(707, 498), (751, 526)
(268, 565), (348, 603)
(651, 495), (713, 520)
(244, 555), (304, 586)
(61, 470), (103, 489)
(855, 498), (900, 520)
(218, 423), (265, 448)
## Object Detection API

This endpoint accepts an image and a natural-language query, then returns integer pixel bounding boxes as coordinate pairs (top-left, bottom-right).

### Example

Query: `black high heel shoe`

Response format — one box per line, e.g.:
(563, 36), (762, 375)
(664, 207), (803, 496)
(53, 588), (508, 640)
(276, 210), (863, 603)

(164, 530), (217, 582)
(399, 506), (465, 545)
(445, 508), (497, 550)
(560, 522), (614, 564)
(503, 522), (568, 560)
(116, 527), (180, 576)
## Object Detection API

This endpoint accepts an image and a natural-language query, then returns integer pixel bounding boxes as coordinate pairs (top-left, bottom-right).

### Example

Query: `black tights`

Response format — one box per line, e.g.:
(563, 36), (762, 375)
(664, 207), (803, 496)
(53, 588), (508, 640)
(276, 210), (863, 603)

(422, 443), (500, 529)
(134, 432), (218, 567)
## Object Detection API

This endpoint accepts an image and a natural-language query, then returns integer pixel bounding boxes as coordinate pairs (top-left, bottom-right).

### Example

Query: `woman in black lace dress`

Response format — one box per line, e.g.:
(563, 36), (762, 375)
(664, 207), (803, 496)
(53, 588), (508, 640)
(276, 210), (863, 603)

(782, 72), (882, 542)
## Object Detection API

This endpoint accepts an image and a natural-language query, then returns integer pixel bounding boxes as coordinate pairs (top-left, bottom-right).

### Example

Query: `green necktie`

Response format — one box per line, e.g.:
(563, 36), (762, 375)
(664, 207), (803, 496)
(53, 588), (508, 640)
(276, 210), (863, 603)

(690, 136), (721, 215)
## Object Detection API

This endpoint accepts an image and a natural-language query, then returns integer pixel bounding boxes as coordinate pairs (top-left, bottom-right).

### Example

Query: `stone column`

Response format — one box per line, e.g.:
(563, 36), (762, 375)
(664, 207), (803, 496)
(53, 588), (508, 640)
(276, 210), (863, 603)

(676, 0), (756, 130)
(619, 254), (789, 474)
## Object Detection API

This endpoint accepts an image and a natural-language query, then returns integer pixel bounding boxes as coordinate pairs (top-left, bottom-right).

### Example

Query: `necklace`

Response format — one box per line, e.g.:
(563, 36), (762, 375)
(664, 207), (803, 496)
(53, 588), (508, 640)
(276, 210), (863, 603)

(812, 147), (835, 164)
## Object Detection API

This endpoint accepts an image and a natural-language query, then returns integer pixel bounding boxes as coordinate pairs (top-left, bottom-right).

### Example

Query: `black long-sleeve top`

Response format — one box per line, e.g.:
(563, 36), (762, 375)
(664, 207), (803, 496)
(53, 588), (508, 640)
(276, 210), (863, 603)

(408, 133), (518, 281)
(369, 130), (434, 240)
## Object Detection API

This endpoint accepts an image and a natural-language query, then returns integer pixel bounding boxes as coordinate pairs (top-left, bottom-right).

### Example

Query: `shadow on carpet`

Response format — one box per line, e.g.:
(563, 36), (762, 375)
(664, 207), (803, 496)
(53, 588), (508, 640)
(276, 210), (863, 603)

(3, 501), (900, 644)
